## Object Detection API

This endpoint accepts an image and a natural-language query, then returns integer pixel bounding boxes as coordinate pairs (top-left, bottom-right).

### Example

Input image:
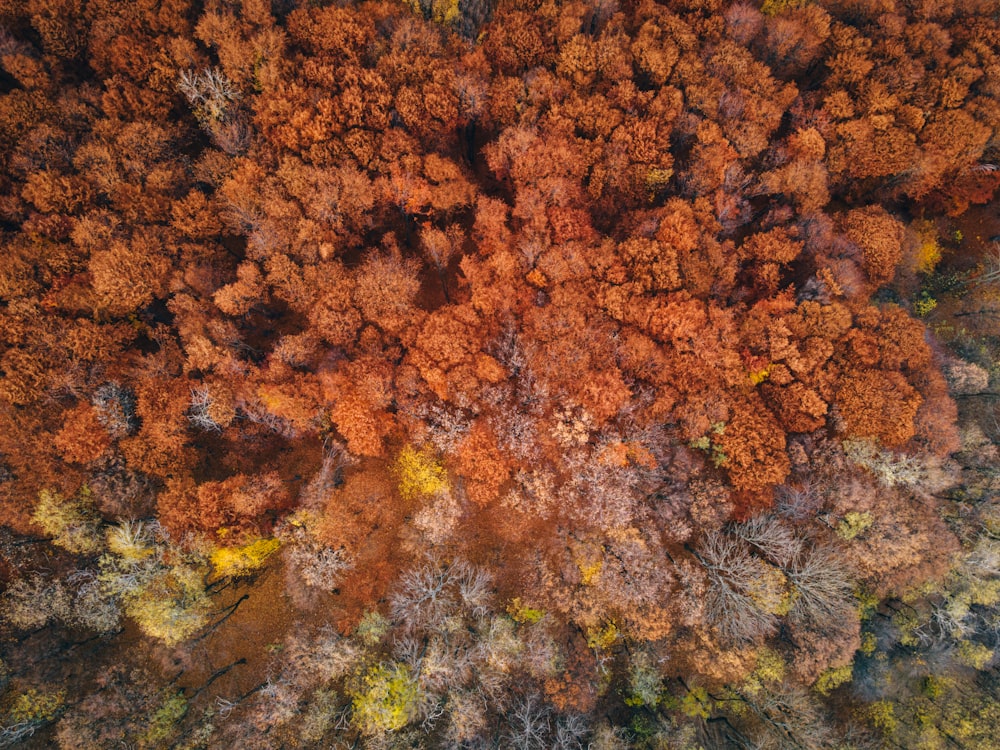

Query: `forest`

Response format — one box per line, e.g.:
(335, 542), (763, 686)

(1, 0), (1000, 746)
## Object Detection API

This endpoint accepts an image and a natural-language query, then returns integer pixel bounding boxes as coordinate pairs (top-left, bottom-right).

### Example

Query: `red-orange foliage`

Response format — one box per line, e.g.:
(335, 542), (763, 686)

(408, 305), (488, 403)
(322, 357), (398, 458)
(836, 368), (923, 447)
(159, 471), (290, 539)
(253, 374), (325, 438)
(762, 380), (828, 434)
(213, 261), (265, 317)
(840, 206), (906, 287)
(314, 466), (411, 626)
(119, 378), (197, 480)
(54, 403), (111, 465)
(352, 251), (422, 337)
(717, 396), (791, 493)
(307, 263), (363, 348)
(455, 420), (511, 507)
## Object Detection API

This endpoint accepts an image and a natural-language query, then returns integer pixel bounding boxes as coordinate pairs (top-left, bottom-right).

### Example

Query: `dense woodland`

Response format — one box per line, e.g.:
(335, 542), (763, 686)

(1, 0), (1000, 746)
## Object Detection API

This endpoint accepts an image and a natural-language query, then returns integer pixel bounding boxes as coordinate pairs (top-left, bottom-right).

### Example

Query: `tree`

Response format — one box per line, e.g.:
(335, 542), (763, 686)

(352, 251), (421, 338)
(31, 486), (101, 554)
(785, 543), (853, 625)
(695, 529), (789, 644)
(213, 260), (266, 317)
(1, 572), (72, 630)
(53, 403), (110, 464)
(716, 397), (791, 494)
(839, 206), (906, 288)
(350, 662), (423, 735)
(455, 419), (511, 507)
(835, 369), (922, 447)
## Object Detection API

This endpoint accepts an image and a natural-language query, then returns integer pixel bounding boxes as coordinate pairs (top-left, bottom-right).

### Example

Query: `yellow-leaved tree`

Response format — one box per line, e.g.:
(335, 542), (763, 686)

(32, 487), (102, 554)
(394, 445), (449, 500)
(351, 662), (422, 734)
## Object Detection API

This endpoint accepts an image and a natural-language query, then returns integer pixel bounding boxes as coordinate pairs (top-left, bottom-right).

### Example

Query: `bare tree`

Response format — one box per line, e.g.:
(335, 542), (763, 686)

(551, 714), (589, 750)
(178, 68), (240, 124)
(735, 680), (838, 750)
(695, 532), (783, 644)
(786, 544), (853, 625)
(390, 558), (493, 633)
(91, 383), (139, 437)
(504, 693), (551, 750)
(731, 515), (803, 567)
(188, 387), (223, 433)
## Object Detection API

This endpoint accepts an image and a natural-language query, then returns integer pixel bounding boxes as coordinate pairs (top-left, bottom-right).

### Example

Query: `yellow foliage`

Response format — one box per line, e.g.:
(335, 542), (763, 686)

(814, 662), (854, 695)
(139, 691), (187, 747)
(585, 621), (620, 651)
(969, 578), (1000, 607)
(690, 435), (711, 451)
(432, 0), (460, 25)
(210, 537), (281, 578)
(106, 521), (154, 563)
(742, 648), (786, 698)
(680, 686), (712, 719)
(351, 663), (420, 734)
(914, 292), (938, 317)
(394, 444), (449, 500)
(748, 366), (772, 386)
(578, 559), (603, 586)
(855, 586), (880, 620)
(627, 652), (663, 707)
(921, 674), (951, 699)
(355, 611), (390, 645)
(752, 648), (786, 685)
(124, 566), (211, 646)
(914, 219), (942, 275)
(761, 0), (809, 15)
(893, 608), (921, 647)
(645, 167), (674, 195)
(507, 597), (545, 624)
(8, 688), (65, 723)
(837, 511), (873, 541)
(32, 487), (102, 554)
(690, 423), (729, 468)
(868, 700), (897, 735)
(956, 641), (993, 670)
(405, 0), (460, 26)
